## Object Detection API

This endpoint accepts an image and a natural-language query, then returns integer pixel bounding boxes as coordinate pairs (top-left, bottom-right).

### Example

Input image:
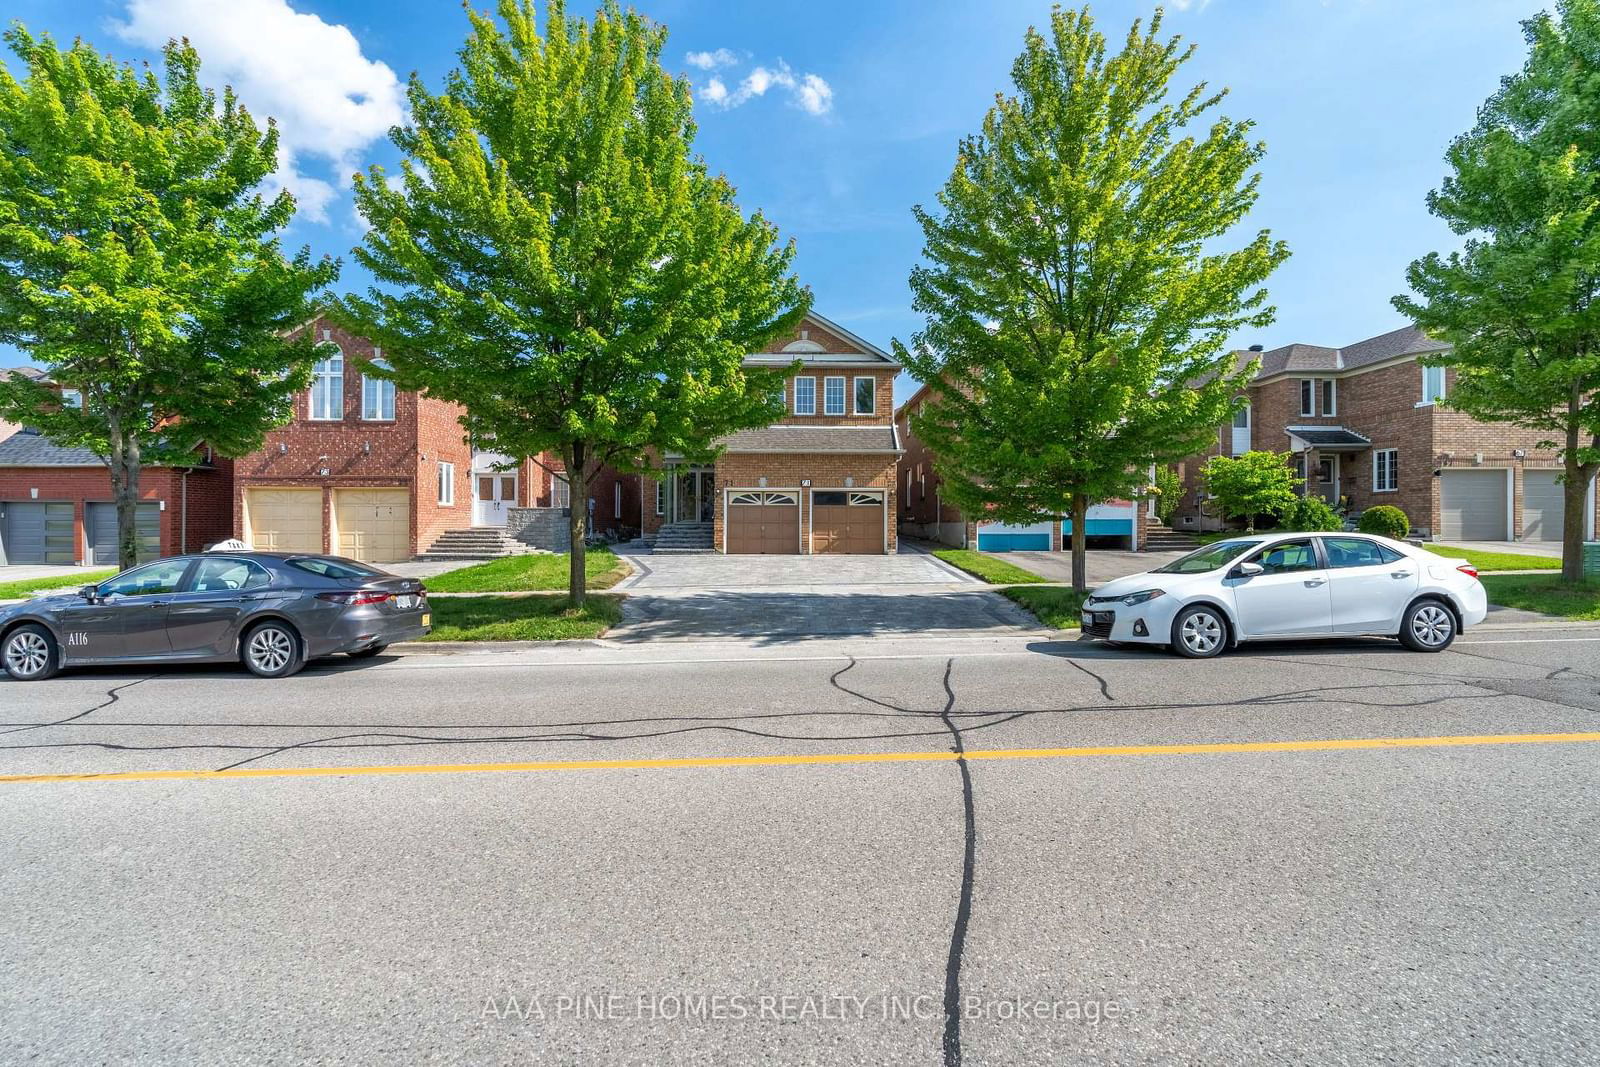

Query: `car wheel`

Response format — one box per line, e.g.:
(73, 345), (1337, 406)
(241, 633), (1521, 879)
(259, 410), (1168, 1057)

(1171, 605), (1228, 659)
(241, 621), (305, 678)
(347, 643), (388, 659)
(1399, 599), (1456, 652)
(3, 624), (60, 681)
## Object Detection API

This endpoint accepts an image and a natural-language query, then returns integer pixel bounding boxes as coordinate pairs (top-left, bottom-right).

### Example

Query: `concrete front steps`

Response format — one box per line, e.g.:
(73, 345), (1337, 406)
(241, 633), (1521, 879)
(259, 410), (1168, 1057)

(415, 527), (542, 561)
(650, 521), (715, 554)
(1142, 523), (1201, 552)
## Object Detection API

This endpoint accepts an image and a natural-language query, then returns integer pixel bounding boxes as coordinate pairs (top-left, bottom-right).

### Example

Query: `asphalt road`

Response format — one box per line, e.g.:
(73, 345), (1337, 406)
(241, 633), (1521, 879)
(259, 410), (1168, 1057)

(3, 626), (1600, 1064)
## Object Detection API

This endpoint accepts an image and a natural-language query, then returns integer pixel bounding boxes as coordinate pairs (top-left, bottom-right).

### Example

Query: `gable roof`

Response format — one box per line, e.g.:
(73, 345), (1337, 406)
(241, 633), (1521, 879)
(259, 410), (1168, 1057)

(1242, 324), (1448, 380)
(744, 310), (900, 368)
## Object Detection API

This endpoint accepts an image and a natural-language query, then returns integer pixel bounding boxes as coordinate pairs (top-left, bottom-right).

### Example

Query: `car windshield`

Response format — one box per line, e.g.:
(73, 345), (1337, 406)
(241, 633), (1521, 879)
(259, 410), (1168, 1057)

(1152, 540), (1258, 574)
(287, 557), (385, 581)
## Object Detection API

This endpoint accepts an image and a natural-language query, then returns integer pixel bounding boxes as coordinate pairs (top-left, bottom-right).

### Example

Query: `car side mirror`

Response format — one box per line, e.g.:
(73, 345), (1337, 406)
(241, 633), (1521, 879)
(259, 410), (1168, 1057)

(79, 584), (101, 602)
(1232, 561), (1264, 578)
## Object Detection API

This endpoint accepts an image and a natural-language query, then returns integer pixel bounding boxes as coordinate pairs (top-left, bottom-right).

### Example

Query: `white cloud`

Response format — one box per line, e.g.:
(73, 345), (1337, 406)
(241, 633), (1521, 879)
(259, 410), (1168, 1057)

(114, 0), (405, 223)
(1169, 0), (1214, 10)
(685, 48), (737, 70)
(698, 59), (833, 117)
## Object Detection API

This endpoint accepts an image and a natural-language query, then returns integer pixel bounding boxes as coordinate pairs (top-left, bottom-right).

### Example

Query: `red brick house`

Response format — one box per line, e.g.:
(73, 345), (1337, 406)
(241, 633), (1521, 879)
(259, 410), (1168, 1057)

(641, 311), (902, 554)
(1173, 324), (1598, 542)
(232, 317), (642, 562)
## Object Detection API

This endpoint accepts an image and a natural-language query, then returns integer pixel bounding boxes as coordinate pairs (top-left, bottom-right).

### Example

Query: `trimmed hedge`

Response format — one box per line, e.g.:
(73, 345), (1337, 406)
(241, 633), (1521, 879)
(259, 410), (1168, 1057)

(1357, 505), (1410, 540)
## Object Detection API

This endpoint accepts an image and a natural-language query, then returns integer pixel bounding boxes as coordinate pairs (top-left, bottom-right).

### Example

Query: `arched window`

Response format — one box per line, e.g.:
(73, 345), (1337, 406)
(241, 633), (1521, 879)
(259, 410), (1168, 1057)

(1230, 398), (1251, 455)
(362, 355), (395, 421)
(310, 347), (344, 420)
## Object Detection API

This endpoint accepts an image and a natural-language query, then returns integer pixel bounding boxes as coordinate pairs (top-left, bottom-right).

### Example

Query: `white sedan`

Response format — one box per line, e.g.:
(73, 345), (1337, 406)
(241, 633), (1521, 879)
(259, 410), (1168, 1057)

(1080, 533), (1488, 658)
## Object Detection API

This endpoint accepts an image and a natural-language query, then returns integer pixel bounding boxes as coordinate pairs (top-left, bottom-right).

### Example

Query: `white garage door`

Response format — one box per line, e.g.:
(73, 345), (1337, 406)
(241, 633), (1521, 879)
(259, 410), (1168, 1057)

(1522, 470), (1593, 542)
(1439, 470), (1509, 540)
(245, 488), (323, 554)
(333, 488), (410, 563)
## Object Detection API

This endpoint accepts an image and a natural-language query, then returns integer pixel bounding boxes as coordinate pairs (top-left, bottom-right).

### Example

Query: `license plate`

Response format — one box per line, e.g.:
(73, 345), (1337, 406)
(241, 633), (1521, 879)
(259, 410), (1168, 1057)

(1081, 612), (1093, 627)
(396, 594), (417, 609)
(421, 613), (431, 627)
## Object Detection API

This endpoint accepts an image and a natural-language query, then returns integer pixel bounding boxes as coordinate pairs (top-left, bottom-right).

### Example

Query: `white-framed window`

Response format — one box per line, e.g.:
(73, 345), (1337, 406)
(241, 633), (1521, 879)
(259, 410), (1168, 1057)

(793, 376), (816, 415)
(1299, 379), (1315, 418)
(853, 376), (876, 415)
(1421, 365), (1447, 406)
(437, 461), (455, 505)
(1373, 448), (1398, 493)
(310, 348), (344, 420)
(824, 376), (846, 415)
(1231, 403), (1250, 430)
(362, 356), (395, 420)
(1321, 378), (1337, 417)
(551, 475), (571, 509)
(60, 388), (83, 410)
(655, 478), (665, 515)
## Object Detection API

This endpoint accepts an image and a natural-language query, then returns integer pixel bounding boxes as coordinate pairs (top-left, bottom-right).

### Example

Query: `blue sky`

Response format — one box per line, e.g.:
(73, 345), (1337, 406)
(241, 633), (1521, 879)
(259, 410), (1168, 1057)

(3, 0), (1543, 403)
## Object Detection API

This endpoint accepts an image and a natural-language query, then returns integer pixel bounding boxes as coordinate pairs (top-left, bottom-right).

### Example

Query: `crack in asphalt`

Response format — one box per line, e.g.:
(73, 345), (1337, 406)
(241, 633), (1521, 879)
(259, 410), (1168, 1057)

(0, 676), (158, 737)
(934, 658), (976, 1067)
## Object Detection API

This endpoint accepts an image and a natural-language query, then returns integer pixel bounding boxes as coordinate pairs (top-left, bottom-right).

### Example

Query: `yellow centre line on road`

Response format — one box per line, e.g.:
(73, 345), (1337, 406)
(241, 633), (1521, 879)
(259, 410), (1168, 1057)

(4, 731), (1600, 785)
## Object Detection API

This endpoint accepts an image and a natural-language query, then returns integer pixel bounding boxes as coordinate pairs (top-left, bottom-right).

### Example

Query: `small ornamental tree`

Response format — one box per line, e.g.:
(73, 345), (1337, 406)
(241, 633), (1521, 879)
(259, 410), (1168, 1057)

(0, 28), (337, 569)
(1396, 0), (1600, 582)
(1201, 451), (1300, 532)
(340, 0), (807, 604)
(898, 6), (1288, 592)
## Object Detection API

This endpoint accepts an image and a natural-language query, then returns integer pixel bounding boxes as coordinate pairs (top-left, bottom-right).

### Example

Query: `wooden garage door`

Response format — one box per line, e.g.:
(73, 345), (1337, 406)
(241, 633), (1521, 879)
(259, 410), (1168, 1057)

(245, 488), (323, 554)
(334, 488), (411, 563)
(1439, 470), (1508, 540)
(726, 491), (799, 554)
(812, 490), (886, 554)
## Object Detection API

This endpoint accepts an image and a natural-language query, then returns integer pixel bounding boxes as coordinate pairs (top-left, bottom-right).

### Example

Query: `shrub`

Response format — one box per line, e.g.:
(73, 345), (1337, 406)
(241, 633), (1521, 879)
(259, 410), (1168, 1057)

(1283, 495), (1343, 532)
(1357, 504), (1410, 540)
(1152, 466), (1184, 526)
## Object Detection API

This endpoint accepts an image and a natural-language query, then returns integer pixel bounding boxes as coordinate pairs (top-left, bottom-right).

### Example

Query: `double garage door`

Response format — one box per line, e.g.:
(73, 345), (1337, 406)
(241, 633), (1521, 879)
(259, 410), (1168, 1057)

(244, 487), (411, 563)
(0, 501), (160, 566)
(725, 489), (886, 554)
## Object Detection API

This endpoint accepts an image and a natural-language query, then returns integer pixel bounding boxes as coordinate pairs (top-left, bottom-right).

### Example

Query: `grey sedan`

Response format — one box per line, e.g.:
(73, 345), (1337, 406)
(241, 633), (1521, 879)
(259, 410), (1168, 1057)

(0, 553), (431, 681)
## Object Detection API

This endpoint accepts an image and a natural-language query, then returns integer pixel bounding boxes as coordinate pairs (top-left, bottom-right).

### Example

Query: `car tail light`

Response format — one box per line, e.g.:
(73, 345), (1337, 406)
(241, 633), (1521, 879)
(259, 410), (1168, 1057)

(317, 591), (393, 606)
(1456, 564), (1479, 579)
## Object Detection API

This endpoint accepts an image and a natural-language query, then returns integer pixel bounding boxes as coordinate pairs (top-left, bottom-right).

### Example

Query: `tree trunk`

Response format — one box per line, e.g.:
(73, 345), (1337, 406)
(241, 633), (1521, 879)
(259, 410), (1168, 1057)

(1069, 492), (1088, 593)
(106, 413), (143, 572)
(1561, 458), (1590, 586)
(565, 443), (590, 606)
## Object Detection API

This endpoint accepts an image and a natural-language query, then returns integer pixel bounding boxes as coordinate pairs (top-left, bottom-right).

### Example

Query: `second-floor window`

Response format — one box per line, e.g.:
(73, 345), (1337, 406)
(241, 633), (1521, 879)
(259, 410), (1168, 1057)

(60, 388), (83, 410)
(362, 357), (395, 421)
(1373, 448), (1398, 492)
(793, 376), (816, 415)
(824, 376), (846, 415)
(1299, 379), (1315, 417)
(854, 376), (876, 415)
(310, 349), (344, 420)
(1322, 378), (1337, 417)
(1421, 365), (1447, 405)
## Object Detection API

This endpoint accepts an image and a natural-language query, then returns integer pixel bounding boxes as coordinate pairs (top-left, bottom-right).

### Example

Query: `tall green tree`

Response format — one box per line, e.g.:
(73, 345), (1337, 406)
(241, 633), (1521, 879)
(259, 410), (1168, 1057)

(1201, 451), (1300, 533)
(1395, 0), (1600, 583)
(898, 5), (1287, 591)
(340, 0), (807, 604)
(0, 27), (337, 569)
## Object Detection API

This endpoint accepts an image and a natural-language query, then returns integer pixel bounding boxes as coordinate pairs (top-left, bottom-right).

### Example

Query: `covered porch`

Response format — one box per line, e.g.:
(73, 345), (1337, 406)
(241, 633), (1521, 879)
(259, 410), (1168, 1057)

(1287, 427), (1372, 508)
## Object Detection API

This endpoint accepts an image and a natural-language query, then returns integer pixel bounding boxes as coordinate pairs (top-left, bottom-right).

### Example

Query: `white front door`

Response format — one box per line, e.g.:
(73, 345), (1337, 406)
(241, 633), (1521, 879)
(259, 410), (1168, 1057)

(472, 472), (518, 527)
(1227, 538), (1333, 637)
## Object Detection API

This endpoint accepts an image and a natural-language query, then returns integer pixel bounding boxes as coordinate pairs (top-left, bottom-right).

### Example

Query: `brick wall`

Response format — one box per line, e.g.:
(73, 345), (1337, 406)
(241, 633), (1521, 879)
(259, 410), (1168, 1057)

(894, 392), (965, 543)
(712, 452), (898, 553)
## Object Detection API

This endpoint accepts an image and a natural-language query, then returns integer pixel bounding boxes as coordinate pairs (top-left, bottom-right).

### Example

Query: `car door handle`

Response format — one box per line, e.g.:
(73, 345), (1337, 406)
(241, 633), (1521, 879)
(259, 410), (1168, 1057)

(1391, 570), (1413, 578)
(1303, 578), (1326, 587)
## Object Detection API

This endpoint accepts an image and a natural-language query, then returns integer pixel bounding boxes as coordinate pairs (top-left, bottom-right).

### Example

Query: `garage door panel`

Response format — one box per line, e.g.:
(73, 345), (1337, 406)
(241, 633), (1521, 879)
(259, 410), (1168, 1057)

(727, 491), (799, 554)
(812, 490), (885, 555)
(1521, 470), (1586, 542)
(1439, 470), (1509, 541)
(245, 489), (323, 554)
(2, 501), (74, 565)
(977, 519), (1052, 552)
(334, 488), (411, 563)
(87, 502), (161, 566)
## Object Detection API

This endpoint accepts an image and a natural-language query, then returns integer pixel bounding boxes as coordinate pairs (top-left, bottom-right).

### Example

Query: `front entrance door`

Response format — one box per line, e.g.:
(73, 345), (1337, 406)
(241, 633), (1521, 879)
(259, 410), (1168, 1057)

(673, 469), (714, 523)
(473, 472), (518, 527)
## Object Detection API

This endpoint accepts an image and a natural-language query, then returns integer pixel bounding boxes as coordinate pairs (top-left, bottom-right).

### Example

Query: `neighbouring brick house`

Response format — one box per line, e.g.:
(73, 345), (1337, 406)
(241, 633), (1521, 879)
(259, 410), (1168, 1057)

(1172, 324), (1598, 542)
(233, 316), (642, 563)
(0, 429), (233, 567)
(642, 311), (902, 554)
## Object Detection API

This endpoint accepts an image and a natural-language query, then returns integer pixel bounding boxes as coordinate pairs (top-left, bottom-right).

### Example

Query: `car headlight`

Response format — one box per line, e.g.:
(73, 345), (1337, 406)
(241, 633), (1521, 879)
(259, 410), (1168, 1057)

(1119, 589), (1165, 606)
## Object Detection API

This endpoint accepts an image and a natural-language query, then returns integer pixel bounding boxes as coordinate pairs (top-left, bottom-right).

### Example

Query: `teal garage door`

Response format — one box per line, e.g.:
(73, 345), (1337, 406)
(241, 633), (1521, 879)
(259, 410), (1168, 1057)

(976, 519), (1053, 552)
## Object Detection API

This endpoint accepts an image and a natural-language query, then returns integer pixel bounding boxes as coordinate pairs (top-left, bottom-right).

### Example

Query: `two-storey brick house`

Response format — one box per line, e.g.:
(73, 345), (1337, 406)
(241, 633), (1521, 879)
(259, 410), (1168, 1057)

(642, 311), (902, 554)
(1174, 324), (1598, 542)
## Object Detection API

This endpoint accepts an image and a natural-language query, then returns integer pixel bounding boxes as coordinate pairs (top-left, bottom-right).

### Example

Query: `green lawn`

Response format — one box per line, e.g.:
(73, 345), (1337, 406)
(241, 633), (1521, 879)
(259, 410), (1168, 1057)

(1478, 575), (1600, 620)
(419, 594), (623, 641)
(423, 550), (629, 593)
(1000, 586), (1088, 629)
(1443, 548), (1561, 572)
(933, 549), (1047, 584)
(0, 570), (116, 600)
